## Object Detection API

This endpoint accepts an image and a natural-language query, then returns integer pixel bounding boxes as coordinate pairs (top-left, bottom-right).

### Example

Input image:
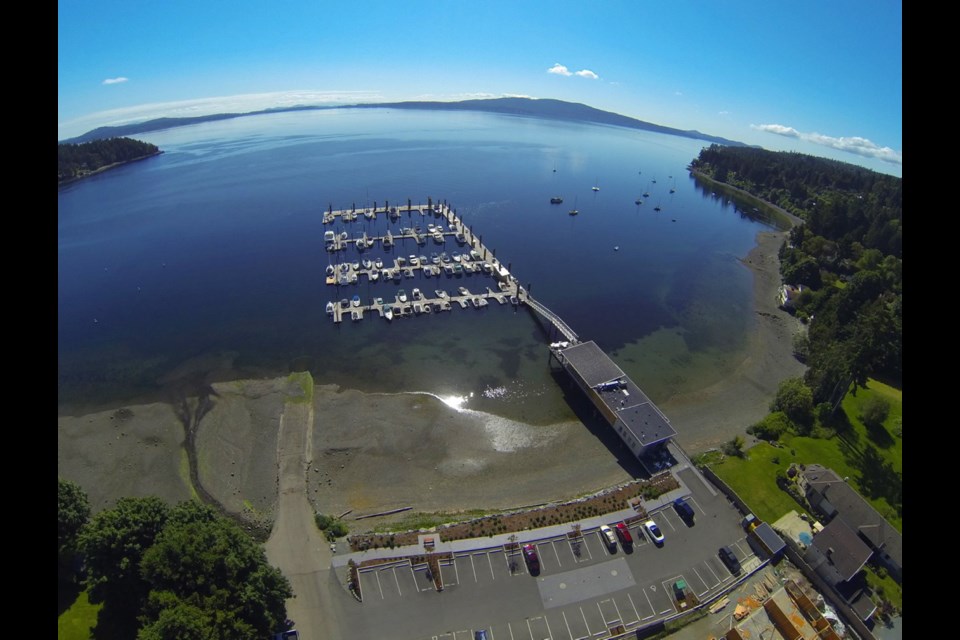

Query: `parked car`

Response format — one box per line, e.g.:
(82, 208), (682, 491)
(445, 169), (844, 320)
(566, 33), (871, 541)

(718, 546), (742, 575)
(522, 544), (540, 574)
(673, 498), (695, 525)
(475, 631), (489, 640)
(599, 525), (618, 550)
(643, 520), (665, 546)
(615, 522), (633, 546)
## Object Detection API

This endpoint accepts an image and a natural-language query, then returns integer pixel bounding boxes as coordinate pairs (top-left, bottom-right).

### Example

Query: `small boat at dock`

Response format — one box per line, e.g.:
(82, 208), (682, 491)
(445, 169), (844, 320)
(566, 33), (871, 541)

(550, 196), (563, 204)
(326, 301), (335, 315)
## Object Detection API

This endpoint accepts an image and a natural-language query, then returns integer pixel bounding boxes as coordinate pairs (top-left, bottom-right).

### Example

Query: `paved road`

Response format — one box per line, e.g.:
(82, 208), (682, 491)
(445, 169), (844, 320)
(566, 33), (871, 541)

(264, 399), (346, 640)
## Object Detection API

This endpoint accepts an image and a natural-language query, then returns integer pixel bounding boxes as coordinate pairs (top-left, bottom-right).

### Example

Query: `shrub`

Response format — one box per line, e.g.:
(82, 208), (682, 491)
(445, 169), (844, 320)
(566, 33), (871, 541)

(722, 436), (746, 458)
(771, 378), (814, 429)
(747, 412), (791, 441)
(860, 395), (891, 430)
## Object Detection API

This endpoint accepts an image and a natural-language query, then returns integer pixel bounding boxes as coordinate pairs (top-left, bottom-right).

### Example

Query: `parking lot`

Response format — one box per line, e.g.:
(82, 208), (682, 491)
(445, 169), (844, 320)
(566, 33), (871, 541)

(344, 466), (763, 640)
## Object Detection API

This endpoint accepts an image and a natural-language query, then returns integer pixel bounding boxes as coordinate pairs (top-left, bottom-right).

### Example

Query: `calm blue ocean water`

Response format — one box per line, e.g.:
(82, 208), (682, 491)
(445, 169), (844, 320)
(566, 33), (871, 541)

(58, 108), (776, 423)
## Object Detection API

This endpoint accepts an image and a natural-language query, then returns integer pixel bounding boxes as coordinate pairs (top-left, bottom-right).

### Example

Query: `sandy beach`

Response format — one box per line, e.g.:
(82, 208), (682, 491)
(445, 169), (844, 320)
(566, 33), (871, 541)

(58, 227), (805, 528)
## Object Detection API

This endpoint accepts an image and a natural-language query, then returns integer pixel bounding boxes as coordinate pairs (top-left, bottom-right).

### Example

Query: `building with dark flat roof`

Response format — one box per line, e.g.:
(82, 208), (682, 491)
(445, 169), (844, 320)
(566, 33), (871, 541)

(553, 341), (676, 460)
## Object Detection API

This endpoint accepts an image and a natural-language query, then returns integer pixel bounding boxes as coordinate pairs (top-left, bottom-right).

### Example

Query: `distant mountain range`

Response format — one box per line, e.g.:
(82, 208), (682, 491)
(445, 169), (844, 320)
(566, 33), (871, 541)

(61, 98), (750, 147)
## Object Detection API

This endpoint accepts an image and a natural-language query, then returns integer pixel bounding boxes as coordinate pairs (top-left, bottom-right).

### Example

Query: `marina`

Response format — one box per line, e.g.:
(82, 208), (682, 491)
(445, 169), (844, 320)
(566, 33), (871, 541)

(324, 200), (525, 323)
(323, 198), (678, 467)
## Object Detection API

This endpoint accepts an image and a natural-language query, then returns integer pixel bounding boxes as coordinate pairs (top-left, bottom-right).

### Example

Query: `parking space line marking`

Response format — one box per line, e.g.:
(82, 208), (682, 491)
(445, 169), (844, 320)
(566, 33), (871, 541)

(488, 552), (496, 581)
(469, 554), (478, 583)
(705, 560), (722, 584)
(508, 621), (516, 640)
(375, 571), (384, 599)
(733, 540), (749, 557)
(393, 567), (402, 596)
(537, 543), (548, 572)
(527, 618), (534, 640)
(660, 513), (677, 533)
(453, 557), (460, 585)
(580, 607), (593, 635)
(612, 599), (625, 626)
(642, 589), (654, 619)
(552, 540), (563, 568)
(561, 611), (575, 640)
(690, 496), (705, 515)
(408, 565), (417, 590)
(627, 593), (641, 622)
(545, 614), (554, 639)
(691, 568), (708, 596)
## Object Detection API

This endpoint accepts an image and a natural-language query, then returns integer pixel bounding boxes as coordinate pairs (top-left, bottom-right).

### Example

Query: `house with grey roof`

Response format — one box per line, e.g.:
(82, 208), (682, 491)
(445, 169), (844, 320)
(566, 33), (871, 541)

(798, 465), (902, 583)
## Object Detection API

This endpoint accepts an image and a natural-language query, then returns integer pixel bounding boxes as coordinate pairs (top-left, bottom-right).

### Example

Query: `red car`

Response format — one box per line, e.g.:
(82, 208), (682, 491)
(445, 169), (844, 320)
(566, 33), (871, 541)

(615, 522), (633, 546)
(522, 544), (540, 573)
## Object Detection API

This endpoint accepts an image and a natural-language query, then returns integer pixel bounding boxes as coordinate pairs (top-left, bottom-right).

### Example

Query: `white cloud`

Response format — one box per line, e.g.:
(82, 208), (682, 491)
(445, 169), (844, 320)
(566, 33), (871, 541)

(752, 123), (901, 165)
(718, 110), (730, 116)
(102, 77), (129, 85)
(674, 91), (683, 96)
(548, 63), (599, 79)
(753, 123), (800, 138)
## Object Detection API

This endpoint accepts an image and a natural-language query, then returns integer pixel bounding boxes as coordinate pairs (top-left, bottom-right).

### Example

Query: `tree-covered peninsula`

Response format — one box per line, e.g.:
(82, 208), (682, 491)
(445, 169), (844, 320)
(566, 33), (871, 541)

(58, 136), (161, 185)
(690, 145), (901, 408)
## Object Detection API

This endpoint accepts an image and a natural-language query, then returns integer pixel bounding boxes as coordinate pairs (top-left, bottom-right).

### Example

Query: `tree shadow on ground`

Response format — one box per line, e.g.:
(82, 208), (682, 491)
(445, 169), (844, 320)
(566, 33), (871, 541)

(856, 447), (902, 514)
(835, 435), (902, 519)
(90, 601), (140, 640)
(57, 570), (81, 616)
(865, 422), (896, 449)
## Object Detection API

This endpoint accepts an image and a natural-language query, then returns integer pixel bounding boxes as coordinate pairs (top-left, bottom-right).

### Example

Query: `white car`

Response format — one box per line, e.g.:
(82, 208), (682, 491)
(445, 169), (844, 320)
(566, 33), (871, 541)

(643, 520), (665, 546)
(599, 525), (617, 549)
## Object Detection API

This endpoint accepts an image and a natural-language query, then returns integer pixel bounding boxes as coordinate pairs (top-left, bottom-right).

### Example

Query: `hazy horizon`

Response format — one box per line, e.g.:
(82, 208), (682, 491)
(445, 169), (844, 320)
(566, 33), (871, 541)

(58, 1), (902, 177)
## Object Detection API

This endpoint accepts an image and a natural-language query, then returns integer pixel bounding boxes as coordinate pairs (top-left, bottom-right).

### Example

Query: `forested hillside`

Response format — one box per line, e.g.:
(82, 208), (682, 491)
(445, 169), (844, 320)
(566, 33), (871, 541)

(58, 137), (160, 184)
(691, 146), (902, 405)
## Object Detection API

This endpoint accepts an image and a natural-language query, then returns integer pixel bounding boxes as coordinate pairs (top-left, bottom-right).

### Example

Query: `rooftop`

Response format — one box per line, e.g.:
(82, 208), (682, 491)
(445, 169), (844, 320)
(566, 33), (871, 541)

(560, 341), (626, 388)
(805, 519), (873, 584)
(802, 465), (902, 568)
(561, 341), (677, 446)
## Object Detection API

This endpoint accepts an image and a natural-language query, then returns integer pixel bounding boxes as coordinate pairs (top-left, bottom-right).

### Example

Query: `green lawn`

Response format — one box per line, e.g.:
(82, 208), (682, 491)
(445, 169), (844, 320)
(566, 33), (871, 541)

(711, 441), (815, 523)
(840, 379), (902, 473)
(58, 589), (100, 640)
(711, 379), (902, 530)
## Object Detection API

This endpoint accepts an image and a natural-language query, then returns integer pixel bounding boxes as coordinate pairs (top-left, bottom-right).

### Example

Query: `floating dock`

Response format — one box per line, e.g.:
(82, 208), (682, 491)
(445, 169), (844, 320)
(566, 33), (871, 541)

(323, 201), (524, 323)
(321, 198), (677, 464)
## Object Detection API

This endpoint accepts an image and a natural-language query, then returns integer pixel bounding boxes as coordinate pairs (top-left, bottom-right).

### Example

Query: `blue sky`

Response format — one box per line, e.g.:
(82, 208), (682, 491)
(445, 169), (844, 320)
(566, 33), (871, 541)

(58, 0), (902, 176)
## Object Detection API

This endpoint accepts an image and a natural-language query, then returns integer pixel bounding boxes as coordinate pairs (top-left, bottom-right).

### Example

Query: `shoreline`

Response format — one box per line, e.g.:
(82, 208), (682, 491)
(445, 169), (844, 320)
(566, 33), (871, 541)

(58, 223), (806, 523)
(57, 150), (163, 187)
(661, 228), (806, 452)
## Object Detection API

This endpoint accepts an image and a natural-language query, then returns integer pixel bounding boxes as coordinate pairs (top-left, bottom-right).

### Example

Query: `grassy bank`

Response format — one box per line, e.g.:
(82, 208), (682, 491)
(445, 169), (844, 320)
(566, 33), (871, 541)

(708, 379), (902, 530)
